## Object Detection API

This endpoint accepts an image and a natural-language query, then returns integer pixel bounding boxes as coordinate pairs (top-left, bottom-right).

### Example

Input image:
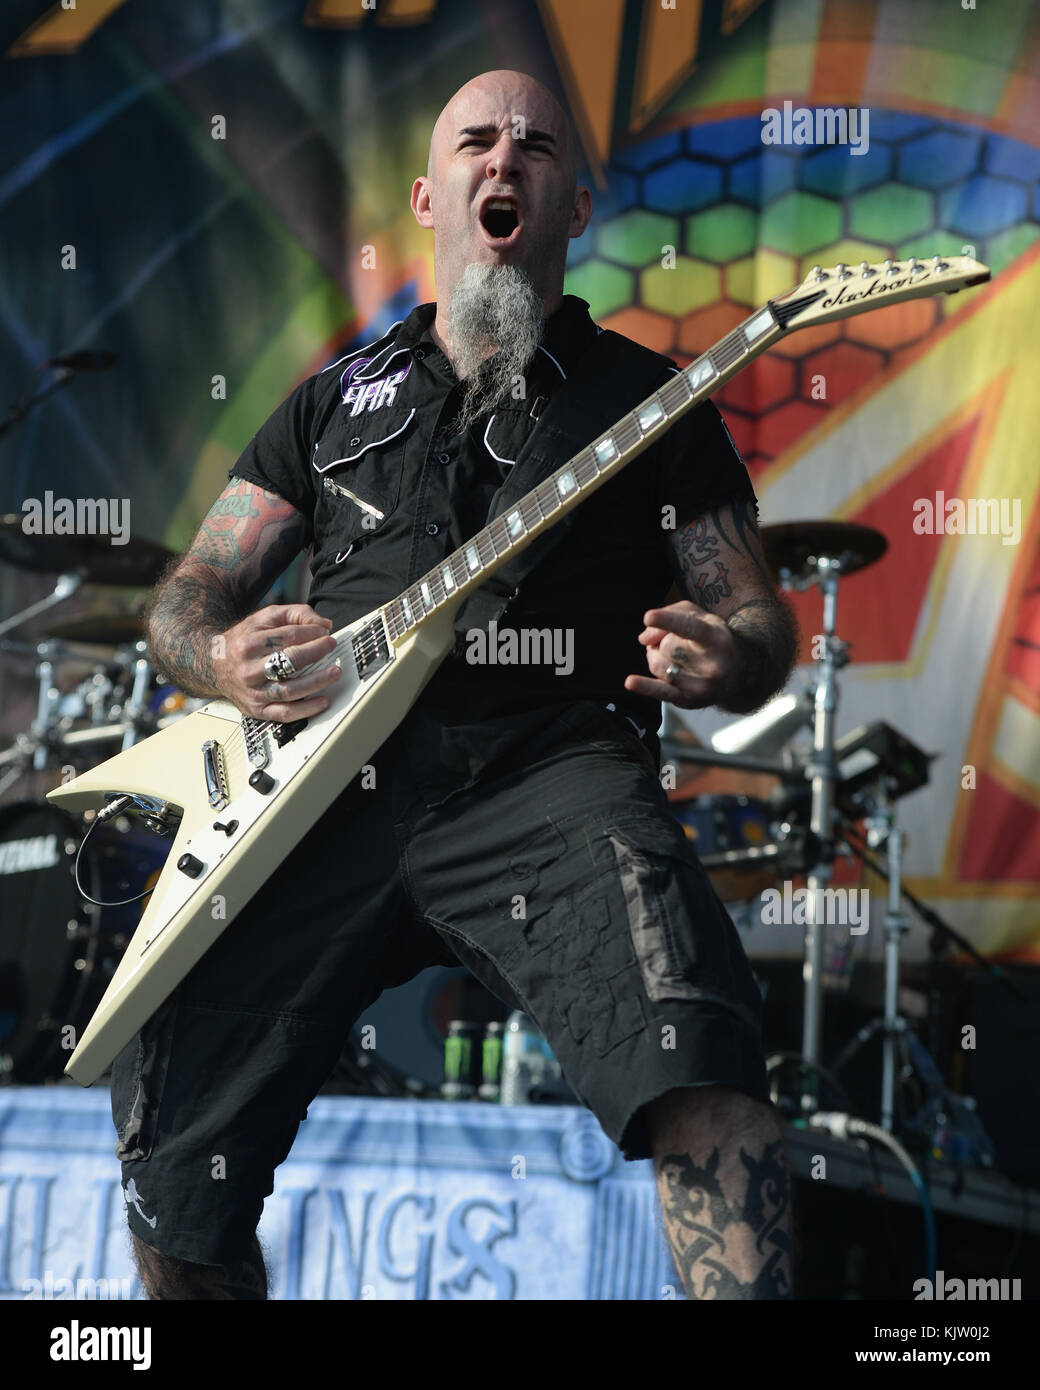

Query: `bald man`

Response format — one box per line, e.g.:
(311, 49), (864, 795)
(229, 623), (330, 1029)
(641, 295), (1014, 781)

(126, 71), (796, 1301)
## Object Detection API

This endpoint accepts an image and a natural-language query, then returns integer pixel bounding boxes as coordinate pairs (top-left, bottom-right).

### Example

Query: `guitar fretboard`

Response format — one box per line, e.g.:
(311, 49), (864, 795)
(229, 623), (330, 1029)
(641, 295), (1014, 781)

(380, 302), (779, 644)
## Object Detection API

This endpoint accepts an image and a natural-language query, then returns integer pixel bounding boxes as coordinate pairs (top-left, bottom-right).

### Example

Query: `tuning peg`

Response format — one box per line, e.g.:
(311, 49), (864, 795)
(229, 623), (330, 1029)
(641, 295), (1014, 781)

(884, 258), (899, 276)
(810, 264), (828, 281)
(932, 254), (949, 271)
(859, 261), (877, 277)
(908, 256), (925, 275)
(836, 262), (852, 280)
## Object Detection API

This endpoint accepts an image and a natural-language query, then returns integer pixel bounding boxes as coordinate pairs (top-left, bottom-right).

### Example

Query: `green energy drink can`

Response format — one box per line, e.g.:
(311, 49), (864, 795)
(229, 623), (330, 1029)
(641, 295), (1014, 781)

(478, 1021), (505, 1101)
(442, 1020), (481, 1099)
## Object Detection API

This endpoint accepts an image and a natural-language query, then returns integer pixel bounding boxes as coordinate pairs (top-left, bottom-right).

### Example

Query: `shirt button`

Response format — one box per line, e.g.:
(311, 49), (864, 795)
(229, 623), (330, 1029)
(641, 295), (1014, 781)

(414, 347), (426, 359)
(349, 437), (361, 447)
(438, 452), (450, 465)
(426, 523), (439, 536)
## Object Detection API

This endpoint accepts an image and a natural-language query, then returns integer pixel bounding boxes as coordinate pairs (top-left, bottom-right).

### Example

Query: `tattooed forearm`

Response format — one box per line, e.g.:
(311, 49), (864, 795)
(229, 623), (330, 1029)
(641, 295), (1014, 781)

(717, 595), (799, 714)
(145, 560), (242, 697)
(144, 480), (309, 697)
(657, 1142), (792, 1300)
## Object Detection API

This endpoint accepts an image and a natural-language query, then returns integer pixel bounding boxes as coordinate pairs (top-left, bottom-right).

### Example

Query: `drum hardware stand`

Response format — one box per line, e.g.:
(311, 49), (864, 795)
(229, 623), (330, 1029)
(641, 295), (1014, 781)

(0, 572), (82, 642)
(843, 776), (912, 1133)
(775, 553), (851, 1114)
(120, 639), (154, 751)
(30, 640), (64, 771)
(833, 808), (1028, 1134)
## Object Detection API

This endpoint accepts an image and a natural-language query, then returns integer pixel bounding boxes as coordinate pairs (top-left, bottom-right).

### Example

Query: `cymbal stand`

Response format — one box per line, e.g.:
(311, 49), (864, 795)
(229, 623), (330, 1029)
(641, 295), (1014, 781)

(0, 571), (81, 640)
(778, 554), (850, 1114)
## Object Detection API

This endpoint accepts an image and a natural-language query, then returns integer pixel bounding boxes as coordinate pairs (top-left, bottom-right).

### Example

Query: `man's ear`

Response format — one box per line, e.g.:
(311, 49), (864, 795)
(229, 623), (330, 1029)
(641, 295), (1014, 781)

(569, 184), (593, 239)
(411, 176), (434, 229)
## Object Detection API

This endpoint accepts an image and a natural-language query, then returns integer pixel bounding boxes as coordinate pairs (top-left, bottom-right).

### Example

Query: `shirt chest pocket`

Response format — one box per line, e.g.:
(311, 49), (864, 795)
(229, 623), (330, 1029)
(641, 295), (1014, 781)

(311, 407), (416, 548)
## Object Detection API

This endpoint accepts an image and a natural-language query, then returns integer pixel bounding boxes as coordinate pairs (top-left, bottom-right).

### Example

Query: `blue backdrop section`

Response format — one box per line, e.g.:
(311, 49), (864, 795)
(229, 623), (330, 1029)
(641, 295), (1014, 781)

(0, 1088), (679, 1301)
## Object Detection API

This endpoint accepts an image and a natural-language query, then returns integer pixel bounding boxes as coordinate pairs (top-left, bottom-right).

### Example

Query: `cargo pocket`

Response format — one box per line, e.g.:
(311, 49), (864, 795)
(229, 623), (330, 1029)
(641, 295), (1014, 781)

(110, 994), (179, 1163)
(607, 817), (747, 1015)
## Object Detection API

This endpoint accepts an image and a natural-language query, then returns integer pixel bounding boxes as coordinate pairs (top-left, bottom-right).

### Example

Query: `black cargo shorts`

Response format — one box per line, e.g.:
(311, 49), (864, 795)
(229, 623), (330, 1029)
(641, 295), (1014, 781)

(109, 698), (768, 1265)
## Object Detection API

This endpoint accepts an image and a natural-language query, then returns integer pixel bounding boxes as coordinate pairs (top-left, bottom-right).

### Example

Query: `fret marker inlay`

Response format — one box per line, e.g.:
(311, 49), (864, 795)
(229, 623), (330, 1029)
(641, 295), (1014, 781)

(687, 359), (718, 390)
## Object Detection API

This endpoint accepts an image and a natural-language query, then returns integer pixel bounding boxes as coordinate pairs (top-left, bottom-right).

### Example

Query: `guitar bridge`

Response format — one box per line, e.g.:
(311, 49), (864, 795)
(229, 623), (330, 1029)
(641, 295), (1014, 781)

(201, 738), (229, 810)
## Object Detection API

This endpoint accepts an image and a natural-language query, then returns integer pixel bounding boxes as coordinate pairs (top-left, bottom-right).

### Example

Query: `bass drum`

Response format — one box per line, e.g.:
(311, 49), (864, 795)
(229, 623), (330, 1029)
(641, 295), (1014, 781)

(0, 800), (167, 1082)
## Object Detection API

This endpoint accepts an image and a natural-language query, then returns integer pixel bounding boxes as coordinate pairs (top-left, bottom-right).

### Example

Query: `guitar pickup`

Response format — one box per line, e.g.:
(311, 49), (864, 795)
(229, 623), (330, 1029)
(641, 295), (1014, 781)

(202, 738), (229, 811)
(273, 717), (308, 747)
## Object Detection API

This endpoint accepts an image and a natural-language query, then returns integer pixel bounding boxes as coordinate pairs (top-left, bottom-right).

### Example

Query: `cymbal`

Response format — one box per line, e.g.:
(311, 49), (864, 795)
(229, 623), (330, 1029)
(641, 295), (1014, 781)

(0, 515), (172, 586)
(760, 521), (887, 583)
(43, 613), (145, 645)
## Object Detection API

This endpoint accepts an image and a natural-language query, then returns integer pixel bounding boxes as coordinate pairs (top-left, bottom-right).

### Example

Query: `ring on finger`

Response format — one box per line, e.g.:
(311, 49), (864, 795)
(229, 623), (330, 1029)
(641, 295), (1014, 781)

(665, 664), (680, 683)
(263, 650), (297, 682)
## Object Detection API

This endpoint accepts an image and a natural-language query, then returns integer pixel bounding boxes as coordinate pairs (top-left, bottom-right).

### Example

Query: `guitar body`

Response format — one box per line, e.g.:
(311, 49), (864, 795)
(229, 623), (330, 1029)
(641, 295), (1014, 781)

(47, 604), (458, 1084)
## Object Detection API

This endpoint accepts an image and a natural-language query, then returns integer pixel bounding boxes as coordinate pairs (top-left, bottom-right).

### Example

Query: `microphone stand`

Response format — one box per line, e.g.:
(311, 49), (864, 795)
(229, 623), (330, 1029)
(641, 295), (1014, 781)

(0, 366), (75, 438)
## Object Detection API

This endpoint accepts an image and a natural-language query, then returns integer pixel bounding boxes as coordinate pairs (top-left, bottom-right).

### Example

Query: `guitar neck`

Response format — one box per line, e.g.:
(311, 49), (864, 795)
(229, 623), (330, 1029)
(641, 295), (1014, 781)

(379, 253), (990, 647)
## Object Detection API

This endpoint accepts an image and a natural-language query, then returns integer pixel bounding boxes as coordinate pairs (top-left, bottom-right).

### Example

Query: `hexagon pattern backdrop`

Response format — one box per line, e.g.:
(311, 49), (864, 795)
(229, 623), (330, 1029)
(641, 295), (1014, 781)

(1, 0), (1037, 960)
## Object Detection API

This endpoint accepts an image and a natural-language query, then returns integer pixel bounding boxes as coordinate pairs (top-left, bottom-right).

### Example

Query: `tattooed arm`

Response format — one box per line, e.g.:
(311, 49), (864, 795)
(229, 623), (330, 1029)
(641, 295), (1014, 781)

(626, 498), (798, 715)
(145, 479), (312, 698)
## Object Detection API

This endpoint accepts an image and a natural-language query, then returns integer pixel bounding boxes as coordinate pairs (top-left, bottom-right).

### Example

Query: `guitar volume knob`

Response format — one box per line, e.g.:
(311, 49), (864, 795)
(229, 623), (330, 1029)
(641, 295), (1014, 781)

(177, 853), (205, 879)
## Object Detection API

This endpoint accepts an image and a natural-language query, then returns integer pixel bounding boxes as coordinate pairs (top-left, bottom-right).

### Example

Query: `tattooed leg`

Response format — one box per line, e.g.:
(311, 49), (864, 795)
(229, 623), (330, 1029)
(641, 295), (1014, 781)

(131, 1231), (269, 1300)
(648, 1085), (793, 1300)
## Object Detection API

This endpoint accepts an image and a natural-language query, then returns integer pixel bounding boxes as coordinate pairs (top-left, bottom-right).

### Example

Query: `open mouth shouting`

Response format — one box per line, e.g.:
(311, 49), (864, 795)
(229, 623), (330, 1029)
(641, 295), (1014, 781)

(478, 194), (523, 247)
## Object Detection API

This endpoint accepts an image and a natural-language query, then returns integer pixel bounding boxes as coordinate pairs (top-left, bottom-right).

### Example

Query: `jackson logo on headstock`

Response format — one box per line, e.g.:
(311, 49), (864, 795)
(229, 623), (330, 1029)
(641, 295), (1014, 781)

(821, 269), (933, 309)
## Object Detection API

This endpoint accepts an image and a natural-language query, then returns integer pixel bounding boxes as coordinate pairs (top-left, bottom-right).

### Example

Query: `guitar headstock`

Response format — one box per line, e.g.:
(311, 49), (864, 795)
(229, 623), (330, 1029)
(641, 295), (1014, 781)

(770, 254), (991, 330)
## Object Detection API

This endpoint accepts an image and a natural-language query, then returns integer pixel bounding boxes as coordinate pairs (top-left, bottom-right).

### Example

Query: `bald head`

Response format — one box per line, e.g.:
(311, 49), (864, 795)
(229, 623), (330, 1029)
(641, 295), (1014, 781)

(427, 70), (579, 189)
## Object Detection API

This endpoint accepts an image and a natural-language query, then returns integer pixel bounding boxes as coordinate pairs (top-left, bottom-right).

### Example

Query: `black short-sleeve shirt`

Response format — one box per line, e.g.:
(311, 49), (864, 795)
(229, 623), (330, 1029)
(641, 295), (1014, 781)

(229, 295), (756, 743)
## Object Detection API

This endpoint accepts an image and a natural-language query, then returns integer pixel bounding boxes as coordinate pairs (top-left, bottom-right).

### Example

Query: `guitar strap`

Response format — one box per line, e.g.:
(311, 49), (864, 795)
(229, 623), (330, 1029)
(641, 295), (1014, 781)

(453, 329), (674, 641)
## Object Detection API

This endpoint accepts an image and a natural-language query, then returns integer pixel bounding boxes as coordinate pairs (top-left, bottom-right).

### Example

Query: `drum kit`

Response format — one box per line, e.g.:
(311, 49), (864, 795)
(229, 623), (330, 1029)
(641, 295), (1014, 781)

(0, 516), (200, 1081)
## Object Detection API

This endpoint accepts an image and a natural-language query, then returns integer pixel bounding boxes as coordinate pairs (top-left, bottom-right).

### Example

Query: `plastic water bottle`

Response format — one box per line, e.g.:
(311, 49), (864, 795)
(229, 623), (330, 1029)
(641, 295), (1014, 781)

(500, 1011), (560, 1104)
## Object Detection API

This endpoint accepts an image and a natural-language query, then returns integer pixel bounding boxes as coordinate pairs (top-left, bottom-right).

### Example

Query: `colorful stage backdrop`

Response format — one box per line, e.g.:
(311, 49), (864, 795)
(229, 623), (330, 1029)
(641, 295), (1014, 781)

(1, 0), (1037, 961)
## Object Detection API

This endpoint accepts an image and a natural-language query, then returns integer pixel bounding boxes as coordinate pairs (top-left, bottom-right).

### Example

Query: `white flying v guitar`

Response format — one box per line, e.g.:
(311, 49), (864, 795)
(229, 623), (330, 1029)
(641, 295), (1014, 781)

(49, 253), (990, 1084)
